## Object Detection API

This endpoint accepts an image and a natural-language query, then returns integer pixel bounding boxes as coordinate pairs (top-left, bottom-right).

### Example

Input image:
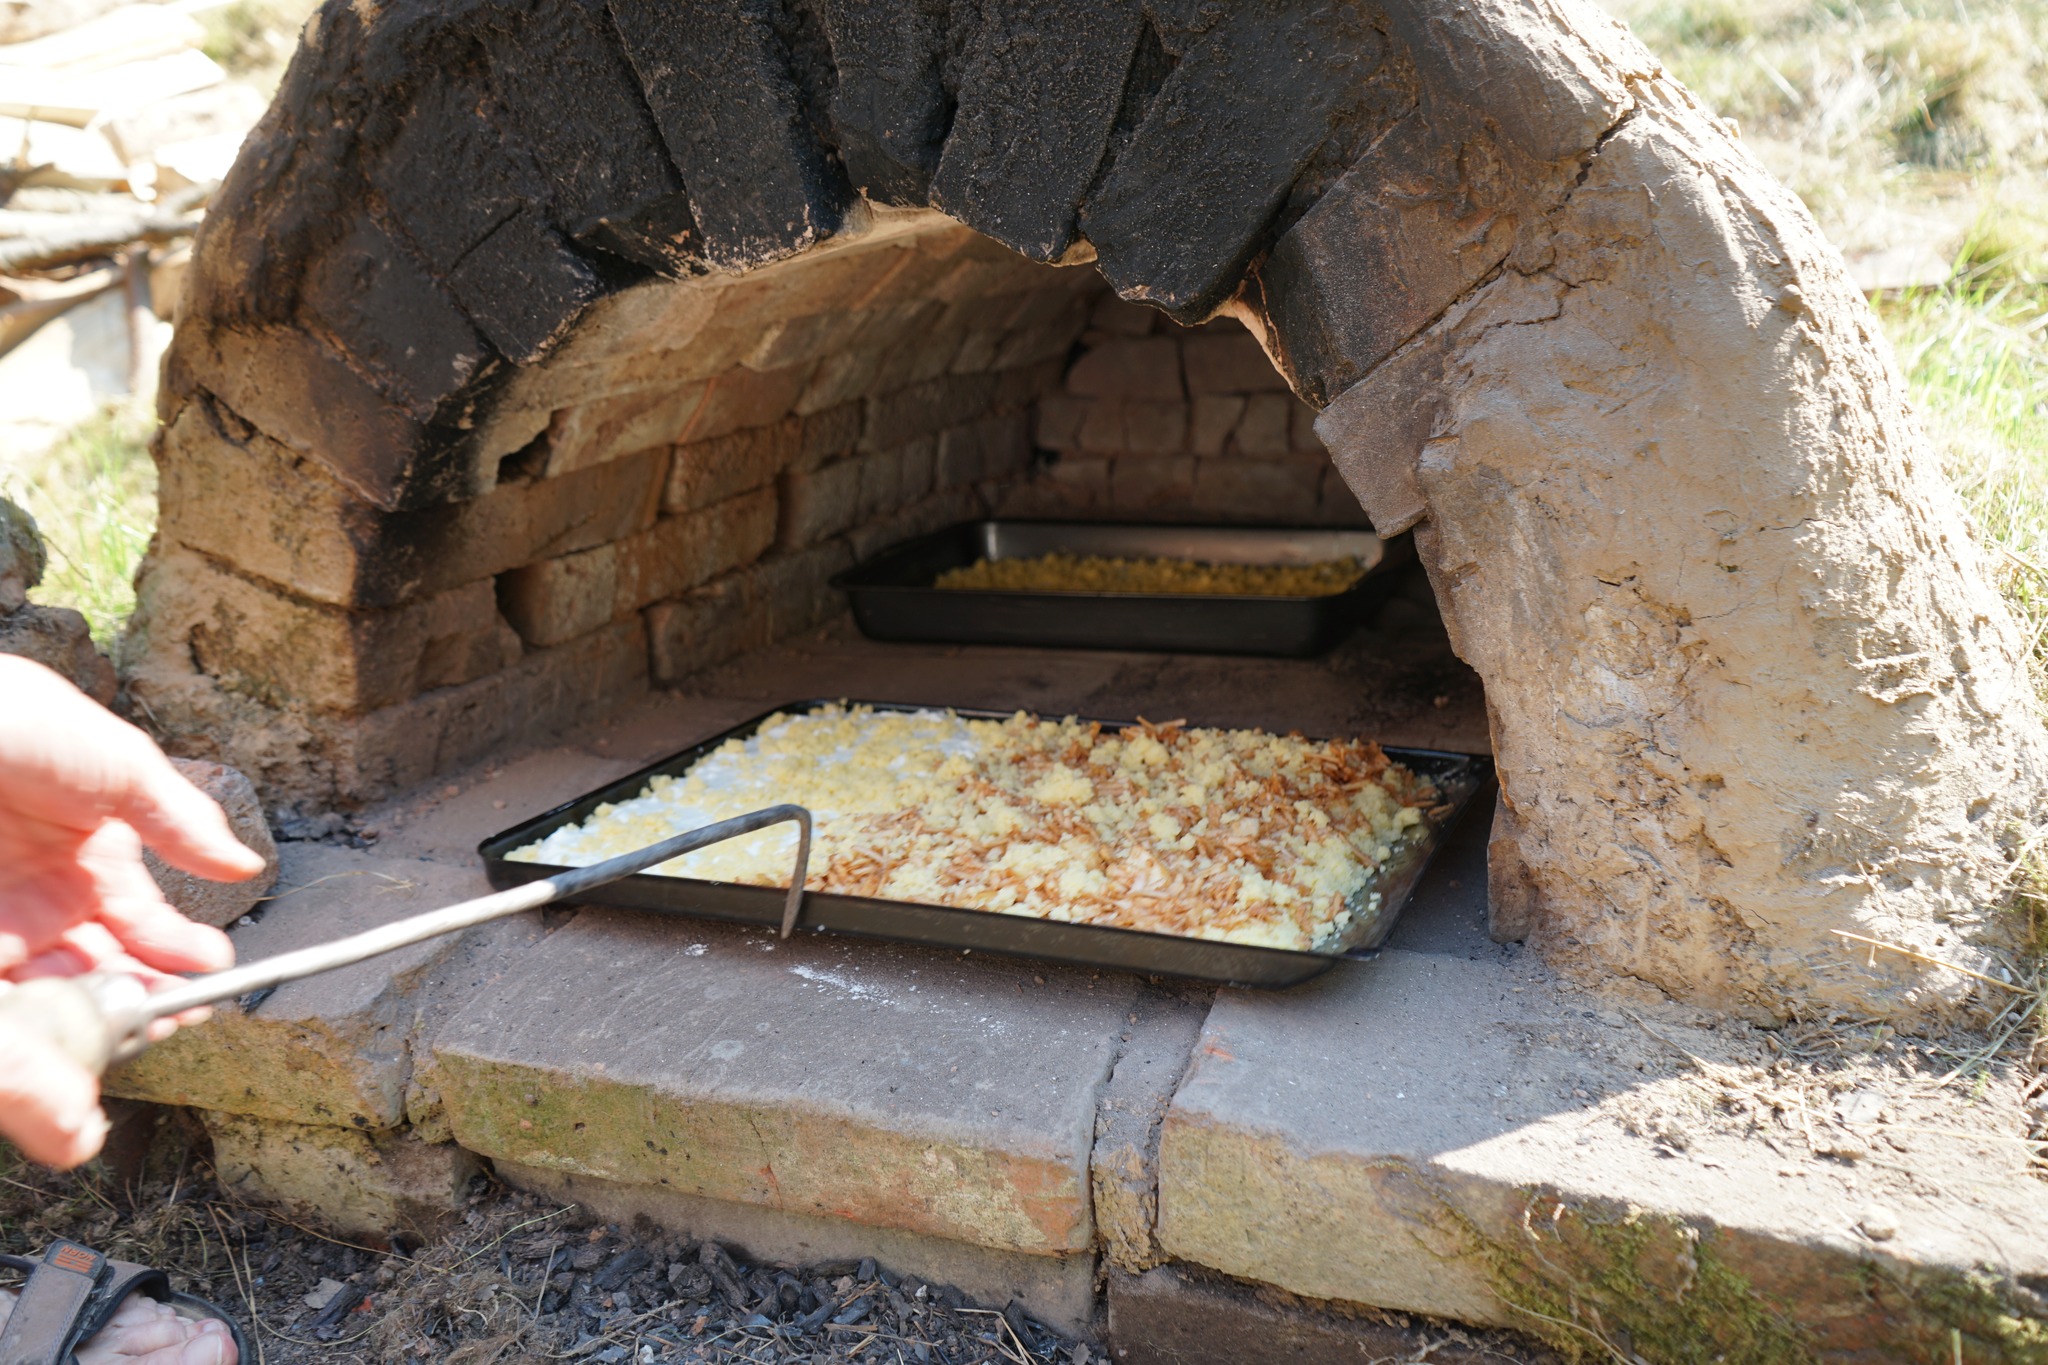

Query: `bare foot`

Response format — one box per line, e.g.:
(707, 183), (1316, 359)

(0, 1285), (236, 1364)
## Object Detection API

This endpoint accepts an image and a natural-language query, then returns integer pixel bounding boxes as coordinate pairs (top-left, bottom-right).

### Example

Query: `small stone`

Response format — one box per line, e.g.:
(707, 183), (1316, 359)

(0, 604), (115, 703)
(144, 759), (280, 928)
(0, 496), (46, 614)
(304, 1277), (347, 1310)
(1857, 1206), (1899, 1241)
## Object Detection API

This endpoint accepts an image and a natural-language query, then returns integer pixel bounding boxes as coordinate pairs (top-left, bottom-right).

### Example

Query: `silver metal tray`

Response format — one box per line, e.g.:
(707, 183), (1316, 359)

(478, 701), (1492, 988)
(832, 521), (1413, 657)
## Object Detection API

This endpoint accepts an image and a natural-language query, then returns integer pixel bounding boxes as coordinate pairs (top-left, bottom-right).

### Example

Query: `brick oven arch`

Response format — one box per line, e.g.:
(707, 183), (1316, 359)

(133, 0), (2046, 1021)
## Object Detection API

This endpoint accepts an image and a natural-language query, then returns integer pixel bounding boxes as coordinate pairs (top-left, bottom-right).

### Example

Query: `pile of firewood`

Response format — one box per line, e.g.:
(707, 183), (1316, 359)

(0, 0), (280, 418)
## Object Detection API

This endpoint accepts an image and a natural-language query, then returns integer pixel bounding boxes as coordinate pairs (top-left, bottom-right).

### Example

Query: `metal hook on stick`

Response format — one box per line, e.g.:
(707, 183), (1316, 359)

(0, 804), (814, 1075)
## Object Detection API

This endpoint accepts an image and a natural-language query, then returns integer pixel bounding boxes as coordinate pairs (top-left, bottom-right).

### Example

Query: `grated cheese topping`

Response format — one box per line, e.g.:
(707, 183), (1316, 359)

(509, 704), (1435, 952)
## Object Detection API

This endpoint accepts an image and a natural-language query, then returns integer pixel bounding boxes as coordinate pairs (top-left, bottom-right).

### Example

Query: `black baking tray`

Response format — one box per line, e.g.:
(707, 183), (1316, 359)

(479, 701), (1493, 988)
(831, 521), (1413, 656)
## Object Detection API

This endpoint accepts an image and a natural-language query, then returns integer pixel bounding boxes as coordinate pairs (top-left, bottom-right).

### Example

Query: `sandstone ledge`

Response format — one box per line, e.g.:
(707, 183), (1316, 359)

(120, 636), (2048, 1358)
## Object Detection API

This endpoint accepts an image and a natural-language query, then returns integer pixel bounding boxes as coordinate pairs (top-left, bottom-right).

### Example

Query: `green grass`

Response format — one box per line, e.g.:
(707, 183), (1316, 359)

(1877, 276), (2048, 698)
(2, 410), (156, 652)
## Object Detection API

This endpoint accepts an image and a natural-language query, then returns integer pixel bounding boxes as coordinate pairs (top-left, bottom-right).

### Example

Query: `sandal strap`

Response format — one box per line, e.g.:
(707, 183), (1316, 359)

(0, 1241), (248, 1365)
(0, 1240), (108, 1365)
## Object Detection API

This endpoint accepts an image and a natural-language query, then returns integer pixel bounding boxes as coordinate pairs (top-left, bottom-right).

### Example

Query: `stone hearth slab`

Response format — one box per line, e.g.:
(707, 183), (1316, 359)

(364, 743), (651, 862)
(109, 844), (544, 1130)
(432, 910), (1140, 1259)
(1155, 902), (2048, 1358)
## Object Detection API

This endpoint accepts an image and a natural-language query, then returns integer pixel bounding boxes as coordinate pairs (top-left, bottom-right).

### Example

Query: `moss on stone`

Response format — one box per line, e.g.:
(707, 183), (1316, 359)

(1915, 1269), (2048, 1365)
(1449, 1193), (1811, 1364)
(1426, 1182), (2048, 1365)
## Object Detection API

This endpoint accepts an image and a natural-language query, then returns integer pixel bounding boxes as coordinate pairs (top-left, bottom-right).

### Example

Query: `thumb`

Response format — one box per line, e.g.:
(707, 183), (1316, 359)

(0, 1009), (107, 1168)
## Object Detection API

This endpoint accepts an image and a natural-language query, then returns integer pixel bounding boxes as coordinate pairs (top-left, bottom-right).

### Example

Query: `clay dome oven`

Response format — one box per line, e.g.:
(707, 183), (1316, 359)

(128, 0), (2048, 1023)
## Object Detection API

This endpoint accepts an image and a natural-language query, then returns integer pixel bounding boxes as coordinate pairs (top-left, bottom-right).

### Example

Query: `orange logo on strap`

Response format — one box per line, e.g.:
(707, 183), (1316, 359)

(51, 1246), (97, 1274)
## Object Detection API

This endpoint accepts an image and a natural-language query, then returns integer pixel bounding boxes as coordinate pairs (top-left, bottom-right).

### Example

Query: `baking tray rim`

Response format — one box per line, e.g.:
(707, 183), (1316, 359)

(828, 519), (1407, 604)
(476, 699), (1494, 980)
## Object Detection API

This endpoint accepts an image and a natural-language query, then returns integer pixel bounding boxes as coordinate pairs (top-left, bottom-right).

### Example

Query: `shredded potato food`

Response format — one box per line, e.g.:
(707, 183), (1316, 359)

(511, 705), (1436, 952)
(933, 552), (1368, 597)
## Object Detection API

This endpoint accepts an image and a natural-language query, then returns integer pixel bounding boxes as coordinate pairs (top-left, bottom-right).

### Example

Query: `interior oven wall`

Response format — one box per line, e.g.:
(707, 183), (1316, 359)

(127, 216), (1102, 812)
(1008, 298), (1366, 529)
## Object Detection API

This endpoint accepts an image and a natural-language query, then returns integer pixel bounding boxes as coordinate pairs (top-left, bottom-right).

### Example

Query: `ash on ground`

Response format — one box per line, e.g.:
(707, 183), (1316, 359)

(0, 1135), (1093, 1365)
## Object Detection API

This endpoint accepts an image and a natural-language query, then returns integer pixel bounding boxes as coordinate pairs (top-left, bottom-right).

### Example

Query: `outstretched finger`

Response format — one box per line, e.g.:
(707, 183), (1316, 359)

(76, 822), (234, 975)
(0, 658), (262, 881)
(107, 744), (266, 884)
(0, 1009), (106, 1168)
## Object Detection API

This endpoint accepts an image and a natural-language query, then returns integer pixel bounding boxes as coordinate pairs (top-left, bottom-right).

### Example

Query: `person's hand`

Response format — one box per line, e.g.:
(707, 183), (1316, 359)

(0, 656), (265, 1166)
(0, 657), (261, 972)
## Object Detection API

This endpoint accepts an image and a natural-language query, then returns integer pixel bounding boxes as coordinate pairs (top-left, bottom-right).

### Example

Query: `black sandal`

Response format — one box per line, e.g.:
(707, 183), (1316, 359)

(0, 1239), (250, 1365)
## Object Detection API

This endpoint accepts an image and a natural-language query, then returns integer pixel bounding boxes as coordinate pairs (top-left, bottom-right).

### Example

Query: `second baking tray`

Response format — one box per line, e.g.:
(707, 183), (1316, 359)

(478, 701), (1493, 988)
(831, 521), (1412, 656)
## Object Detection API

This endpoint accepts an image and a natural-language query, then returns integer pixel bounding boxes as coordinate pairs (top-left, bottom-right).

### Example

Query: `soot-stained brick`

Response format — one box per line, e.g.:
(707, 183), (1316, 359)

(480, 0), (702, 275)
(445, 207), (603, 362)
(1082, 2), (1384, 321)
(299, 220), (490, 422)
(930, 0), (1142, 262)
(373, 67), (532, 278)
(817, 0), (951, 205)
(607, 0), (850, 270)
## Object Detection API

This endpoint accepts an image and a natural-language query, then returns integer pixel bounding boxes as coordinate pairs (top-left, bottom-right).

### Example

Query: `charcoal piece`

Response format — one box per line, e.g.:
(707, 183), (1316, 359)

(308, 1283), (366, 1337)
(445, 207), (602, 362)
(607, 0), (849, 270)
(833, 1295), (873, 1326)
(816, 0), (949, 204)
(856, 1258), (876, 1283)
(667, 1262), (713, 1299)
(593, 1247), (651, 1290)
(698, 1242), (752, 1309)
(1003, 1301), (1041, 1351)
(299, 219), (488, 421)
(570, 1244), (606, 1271)
(930, 0), (1142, 261)
(1081, 2), (1383, 321)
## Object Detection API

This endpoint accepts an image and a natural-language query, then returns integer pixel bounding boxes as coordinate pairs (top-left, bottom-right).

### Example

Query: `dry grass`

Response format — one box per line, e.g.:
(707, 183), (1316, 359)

(1609, 0), (2048, 274)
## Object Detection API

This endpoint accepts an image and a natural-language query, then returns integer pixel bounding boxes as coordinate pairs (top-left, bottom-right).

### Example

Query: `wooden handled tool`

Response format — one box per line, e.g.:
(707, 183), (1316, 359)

(0, 804), (812, 1076)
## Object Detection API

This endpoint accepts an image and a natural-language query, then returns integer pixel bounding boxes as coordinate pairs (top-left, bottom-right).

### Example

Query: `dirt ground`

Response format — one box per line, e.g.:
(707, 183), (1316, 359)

(2, 1129), (1096, 1365)
(1518, 956), (2048, 1214)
